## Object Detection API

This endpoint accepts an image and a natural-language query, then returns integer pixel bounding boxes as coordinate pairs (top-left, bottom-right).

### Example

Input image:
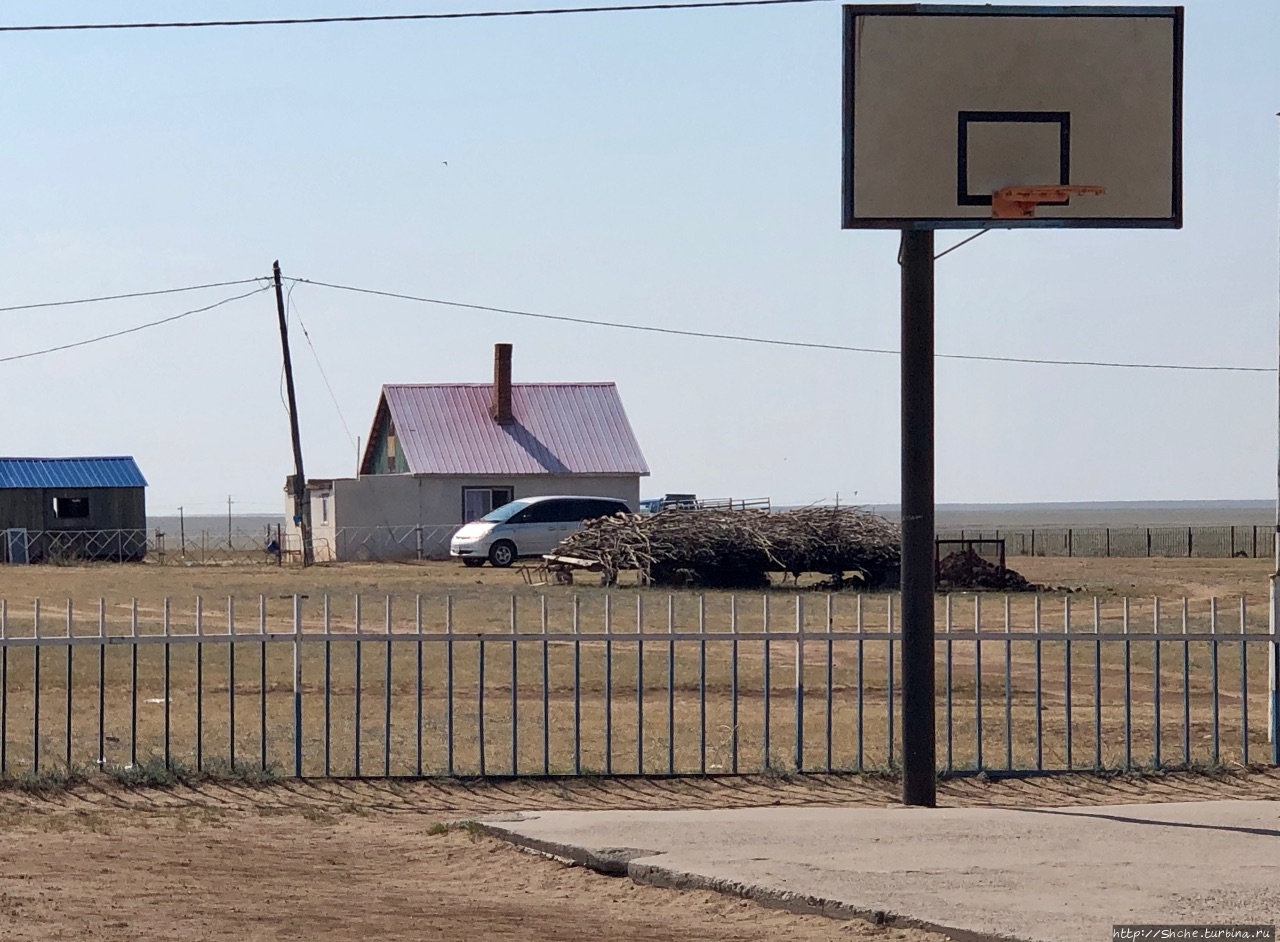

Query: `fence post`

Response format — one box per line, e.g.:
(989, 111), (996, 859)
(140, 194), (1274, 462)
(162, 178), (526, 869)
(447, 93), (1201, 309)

(1255, 525), (1260, 559)
(1068, 528), (1073, 558)
(1106, 528), (1111, 558)
(1271, 579), (1279, 761)
(415, 526), (423, 561)
(1231, 527), (1236, 559)
(1187, 527), (1193, 558)
(794, 595), (804, 773)
(293, 594), (303, 778)
(1146, 529), (1152, 558)
(1031, 529), (1036, 557)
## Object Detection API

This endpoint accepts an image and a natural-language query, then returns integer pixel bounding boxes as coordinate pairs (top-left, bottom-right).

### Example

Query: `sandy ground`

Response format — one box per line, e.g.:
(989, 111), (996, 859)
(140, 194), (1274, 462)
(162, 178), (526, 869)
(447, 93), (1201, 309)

(0, 813), (906, 942)
(1, 772), (1279, 942)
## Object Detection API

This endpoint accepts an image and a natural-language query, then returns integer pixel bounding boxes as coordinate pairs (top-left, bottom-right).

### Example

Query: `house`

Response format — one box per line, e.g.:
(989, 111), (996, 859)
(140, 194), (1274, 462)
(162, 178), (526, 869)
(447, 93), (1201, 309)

(0, 456), (148, 563)
(291, 344), (649, 561)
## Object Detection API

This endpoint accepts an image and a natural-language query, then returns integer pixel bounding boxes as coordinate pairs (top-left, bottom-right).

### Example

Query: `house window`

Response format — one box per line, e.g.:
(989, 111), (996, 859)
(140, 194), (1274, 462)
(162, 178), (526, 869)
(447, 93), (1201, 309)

(462, 487), (514, 523)
(320, 496), (330, 524)
(53, 497), (89, 520)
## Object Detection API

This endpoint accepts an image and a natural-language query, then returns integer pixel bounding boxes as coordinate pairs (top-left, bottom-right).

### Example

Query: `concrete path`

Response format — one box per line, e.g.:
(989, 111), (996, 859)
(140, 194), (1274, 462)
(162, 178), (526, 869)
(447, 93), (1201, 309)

(483, 801), (1280, 942)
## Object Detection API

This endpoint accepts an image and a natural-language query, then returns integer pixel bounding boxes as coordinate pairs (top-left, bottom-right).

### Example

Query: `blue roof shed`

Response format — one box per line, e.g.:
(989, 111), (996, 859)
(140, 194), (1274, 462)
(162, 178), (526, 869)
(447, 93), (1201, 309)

(0, 457), (149, 562)
(0, 457), (148, 490)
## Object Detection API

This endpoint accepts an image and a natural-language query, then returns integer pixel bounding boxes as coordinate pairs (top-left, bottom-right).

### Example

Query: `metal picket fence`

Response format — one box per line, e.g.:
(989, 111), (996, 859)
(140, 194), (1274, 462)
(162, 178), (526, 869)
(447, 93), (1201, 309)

(0, 591), (1276, 779)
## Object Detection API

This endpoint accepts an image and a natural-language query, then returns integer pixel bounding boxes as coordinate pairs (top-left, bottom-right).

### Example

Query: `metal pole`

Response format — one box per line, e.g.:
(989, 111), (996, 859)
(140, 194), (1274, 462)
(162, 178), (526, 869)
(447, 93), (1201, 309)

(273, 261), (315, 567)
(293, 594), (303, 777)
(1272, 112), (1280, 750)
(900, 228), (936, 808)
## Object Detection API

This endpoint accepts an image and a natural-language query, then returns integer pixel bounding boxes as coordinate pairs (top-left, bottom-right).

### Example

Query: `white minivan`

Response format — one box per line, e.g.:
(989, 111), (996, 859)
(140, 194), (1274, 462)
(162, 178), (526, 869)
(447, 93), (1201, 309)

(449, 495), (631, 568)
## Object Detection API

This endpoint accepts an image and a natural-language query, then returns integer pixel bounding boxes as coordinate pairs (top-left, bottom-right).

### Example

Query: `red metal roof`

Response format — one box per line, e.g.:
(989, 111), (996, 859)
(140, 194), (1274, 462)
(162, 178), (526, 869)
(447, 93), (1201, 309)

(377, 383), (649, 476)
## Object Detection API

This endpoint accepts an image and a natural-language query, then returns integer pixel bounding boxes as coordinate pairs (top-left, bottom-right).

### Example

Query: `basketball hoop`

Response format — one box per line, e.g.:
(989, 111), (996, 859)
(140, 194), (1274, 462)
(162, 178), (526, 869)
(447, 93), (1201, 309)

(991, 185), (1107, 220)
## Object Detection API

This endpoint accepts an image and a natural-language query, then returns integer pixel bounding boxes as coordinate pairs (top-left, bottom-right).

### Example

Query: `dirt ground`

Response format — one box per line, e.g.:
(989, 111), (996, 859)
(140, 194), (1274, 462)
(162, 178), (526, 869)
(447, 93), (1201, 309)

(2, 772), (1279, 942)
(0, 555), (1271, 606)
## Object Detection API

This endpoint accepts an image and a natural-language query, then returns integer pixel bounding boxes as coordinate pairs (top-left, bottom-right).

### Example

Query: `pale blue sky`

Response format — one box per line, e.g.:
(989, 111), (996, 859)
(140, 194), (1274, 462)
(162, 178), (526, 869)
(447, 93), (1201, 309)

(0, 0), (1274, 515)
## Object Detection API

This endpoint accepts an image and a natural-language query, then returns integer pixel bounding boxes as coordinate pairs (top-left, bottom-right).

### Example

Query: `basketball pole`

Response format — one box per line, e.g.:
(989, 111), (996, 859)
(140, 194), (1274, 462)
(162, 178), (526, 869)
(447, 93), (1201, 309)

(900, 228), (937, 807)
(1270, 112), (1280, 756)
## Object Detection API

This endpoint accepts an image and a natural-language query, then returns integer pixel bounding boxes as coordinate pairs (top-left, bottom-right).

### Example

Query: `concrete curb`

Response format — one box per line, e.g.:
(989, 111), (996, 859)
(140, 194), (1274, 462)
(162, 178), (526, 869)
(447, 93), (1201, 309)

(480, 822), (1027, 942)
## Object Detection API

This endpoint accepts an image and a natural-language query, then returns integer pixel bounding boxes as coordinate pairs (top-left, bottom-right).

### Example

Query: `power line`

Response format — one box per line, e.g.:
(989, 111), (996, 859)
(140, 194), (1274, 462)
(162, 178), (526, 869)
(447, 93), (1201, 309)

(0, 277), (270, 315)
(0, 285), (271, 365)
(0, 0), (833, 33)
(290, 277), (1274, 374)
(287, 287), (360, 455)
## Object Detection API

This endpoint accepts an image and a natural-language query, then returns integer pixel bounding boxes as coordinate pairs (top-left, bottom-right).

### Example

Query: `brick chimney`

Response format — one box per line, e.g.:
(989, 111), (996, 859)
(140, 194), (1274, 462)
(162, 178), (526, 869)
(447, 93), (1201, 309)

(491, 343), (514, 425)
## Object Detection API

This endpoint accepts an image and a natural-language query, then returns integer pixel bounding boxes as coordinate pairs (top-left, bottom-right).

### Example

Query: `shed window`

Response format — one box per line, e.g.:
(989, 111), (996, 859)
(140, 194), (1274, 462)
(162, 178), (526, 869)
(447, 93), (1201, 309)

(53, 497), (89, 520)
(320, 496), (330, 524)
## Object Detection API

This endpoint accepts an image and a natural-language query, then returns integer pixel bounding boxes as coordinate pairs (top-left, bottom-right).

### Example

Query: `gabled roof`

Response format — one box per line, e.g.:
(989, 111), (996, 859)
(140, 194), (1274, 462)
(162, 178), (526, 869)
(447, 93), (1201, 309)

(0, 457), (147, 489)
(361, 384), (649, 477)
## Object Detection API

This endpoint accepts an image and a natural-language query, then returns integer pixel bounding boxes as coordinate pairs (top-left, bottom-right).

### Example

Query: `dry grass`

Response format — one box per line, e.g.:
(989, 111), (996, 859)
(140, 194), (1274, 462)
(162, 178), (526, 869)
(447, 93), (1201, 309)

(0, 552), (1271, 603)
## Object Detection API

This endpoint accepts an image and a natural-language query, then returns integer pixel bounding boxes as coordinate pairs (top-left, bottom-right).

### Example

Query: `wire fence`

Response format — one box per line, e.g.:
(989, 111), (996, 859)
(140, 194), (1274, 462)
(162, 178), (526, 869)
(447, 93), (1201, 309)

(1, 529), (149, 564)
(1, 526), (464, 565)
(939, 525), (1277, 559)
(1, 524), (1277, 566)
(0, 591), (1274, 779)
(319, 526), (460, 563)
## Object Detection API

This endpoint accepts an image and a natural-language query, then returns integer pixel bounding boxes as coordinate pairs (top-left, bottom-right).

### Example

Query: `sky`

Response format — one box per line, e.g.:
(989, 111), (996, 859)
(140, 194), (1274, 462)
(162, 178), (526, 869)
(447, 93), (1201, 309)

(0, 0), (1275, 515)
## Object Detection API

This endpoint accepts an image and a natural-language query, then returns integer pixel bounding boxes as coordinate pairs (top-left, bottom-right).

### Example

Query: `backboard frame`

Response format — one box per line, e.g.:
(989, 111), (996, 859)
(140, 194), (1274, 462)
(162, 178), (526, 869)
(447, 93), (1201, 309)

(841, 4), (1184, 230)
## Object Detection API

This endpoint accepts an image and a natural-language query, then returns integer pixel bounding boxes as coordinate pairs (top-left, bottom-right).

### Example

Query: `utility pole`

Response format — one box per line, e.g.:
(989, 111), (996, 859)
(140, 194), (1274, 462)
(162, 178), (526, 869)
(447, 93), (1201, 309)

(274, 260), (315, 567)
(227, 496), (233, 546)
(178, 506), (186, 559)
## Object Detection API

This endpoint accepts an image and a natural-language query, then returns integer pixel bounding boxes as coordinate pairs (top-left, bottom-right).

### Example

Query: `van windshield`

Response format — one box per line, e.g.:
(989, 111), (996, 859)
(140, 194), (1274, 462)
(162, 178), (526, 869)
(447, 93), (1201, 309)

(480, 499), (529, 524)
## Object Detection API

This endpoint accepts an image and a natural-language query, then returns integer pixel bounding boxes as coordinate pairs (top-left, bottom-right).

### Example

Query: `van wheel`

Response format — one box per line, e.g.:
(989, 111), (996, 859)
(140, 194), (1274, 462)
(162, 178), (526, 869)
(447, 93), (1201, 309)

(461, 558), (485, 568)
(488, 541), (517, 568)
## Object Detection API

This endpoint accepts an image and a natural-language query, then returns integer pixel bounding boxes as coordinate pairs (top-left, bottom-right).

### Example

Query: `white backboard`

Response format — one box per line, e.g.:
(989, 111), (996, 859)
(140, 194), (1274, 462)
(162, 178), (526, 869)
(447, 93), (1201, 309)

(842, 5), (1183, 229)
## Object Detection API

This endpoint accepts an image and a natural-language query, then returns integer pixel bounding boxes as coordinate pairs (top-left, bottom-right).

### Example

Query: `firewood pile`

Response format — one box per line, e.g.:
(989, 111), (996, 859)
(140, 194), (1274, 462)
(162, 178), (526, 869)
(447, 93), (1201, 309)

(935, 549), (1039, 591)
(552, 507), (900, 589)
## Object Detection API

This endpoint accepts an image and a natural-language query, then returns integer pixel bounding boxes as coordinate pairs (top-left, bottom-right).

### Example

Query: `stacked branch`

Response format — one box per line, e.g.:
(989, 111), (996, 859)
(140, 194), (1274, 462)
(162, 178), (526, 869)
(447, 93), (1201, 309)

(553, 507), (900, 589)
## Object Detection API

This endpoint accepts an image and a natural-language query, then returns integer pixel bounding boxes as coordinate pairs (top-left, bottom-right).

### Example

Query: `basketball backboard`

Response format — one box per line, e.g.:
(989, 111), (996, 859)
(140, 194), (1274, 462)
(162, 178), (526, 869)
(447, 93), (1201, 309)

(842, 5), (1183, 229)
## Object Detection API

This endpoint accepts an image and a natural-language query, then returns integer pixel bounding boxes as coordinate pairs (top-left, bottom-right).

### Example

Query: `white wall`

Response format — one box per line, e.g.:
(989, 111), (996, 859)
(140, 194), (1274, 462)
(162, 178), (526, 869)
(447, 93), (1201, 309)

(310, 487), (337, 562)
(304, 473), (641, 561)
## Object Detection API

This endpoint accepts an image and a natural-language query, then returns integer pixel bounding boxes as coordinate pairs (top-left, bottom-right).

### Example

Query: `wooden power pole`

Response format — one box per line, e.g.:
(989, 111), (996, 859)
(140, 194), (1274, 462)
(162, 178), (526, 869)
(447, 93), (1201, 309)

(274, 261), (314, 567)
